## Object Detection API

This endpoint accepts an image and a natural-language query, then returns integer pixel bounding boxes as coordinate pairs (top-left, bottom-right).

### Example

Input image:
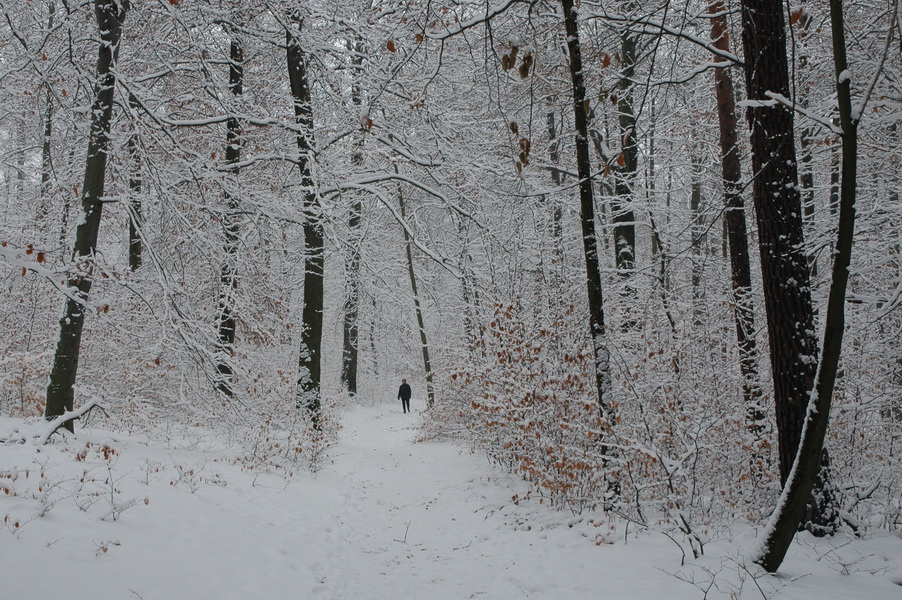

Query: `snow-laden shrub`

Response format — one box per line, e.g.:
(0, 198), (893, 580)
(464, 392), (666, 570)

(432, 300), (781, 543)
(234, 397), (341, 475)
(436, 302), (614, 514)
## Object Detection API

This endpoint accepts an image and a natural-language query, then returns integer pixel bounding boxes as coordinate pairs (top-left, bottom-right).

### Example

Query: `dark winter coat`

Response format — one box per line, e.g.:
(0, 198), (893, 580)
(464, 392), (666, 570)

(398, 383), (412, 401)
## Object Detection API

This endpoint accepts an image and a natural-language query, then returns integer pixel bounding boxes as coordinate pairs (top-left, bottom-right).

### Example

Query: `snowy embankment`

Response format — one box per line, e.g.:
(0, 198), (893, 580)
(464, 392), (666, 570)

(2, 404), (900, 599)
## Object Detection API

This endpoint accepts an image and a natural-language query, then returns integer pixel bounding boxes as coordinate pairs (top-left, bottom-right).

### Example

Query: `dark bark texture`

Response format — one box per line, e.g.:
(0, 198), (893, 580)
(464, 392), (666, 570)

(613, 28), (638, 279)
(757, 0), (860, 571)
(126, 94), (143, 272)
(561, 0), (613, 423)
(709, 1), (764, 432)
(287, 14), (324, 416)
(216, 36), (244, 397)
(740, 0), (839, 541)
(739, 0), (819, 482)
(45, 0), (128, 430)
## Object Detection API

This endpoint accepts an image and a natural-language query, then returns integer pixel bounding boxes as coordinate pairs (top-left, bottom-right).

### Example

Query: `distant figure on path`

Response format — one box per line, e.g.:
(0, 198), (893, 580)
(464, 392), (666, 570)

(398, 379), (412, 413)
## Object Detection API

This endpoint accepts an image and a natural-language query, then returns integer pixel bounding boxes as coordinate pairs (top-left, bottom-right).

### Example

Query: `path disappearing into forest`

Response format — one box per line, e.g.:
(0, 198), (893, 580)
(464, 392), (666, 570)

(293, 404), (680, 599)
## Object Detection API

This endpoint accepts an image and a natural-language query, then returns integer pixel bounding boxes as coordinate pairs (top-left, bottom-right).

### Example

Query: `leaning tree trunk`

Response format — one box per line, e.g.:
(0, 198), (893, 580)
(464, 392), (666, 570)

(397, 176), (435, 408)
(738, 0), (836, 536)
(215, 35), (244, 397)
(756, 0), (865, 571)
(708, 1), (765, 434)
(45, 0), (128, 430)
(287, 13), (324, 417)
(560, 0), (614, 426)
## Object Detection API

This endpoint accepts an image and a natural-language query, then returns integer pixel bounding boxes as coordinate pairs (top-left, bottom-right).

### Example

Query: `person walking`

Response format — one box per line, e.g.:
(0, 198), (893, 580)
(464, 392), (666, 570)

(398, 378), (412, 413)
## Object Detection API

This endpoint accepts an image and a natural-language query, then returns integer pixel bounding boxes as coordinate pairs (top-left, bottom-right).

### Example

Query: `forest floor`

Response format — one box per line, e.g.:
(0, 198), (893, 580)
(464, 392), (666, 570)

(1, 403), (901, 599)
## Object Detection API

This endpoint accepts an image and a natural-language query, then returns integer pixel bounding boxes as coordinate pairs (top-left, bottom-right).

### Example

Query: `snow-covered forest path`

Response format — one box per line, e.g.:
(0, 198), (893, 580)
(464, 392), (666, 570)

(310, 403), (619, 599)
(4, 404), (900, 599)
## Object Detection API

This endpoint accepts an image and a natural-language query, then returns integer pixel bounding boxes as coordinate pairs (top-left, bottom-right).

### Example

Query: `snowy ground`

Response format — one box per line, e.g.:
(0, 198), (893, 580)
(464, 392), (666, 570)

(2, 403), (901, 599)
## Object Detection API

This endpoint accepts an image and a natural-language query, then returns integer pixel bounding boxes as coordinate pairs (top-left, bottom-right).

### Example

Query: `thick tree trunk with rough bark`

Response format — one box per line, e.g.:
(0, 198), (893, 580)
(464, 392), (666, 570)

(45, 0), (128, 430)
(756, 0), (864, 571)
(287, 14), (324, 417)
(740, 0), (817, 480)
(738, 0), (836, 539)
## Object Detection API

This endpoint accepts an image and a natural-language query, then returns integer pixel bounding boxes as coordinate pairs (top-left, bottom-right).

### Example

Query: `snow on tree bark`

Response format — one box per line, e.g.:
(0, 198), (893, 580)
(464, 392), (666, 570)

(560, 0), (614, 428)
(44, 0), (129, 431)
(287, 12), (324, 418)
(738, 0), (830, 491)
(215, 34), (243, 398)
(756, 0), (872, 572)
(341, 38), (365, 397)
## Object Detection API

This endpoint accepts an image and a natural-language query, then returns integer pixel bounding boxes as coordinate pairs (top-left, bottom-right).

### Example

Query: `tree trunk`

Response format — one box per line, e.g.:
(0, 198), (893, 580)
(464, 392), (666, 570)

(397, 175), (435, 408)
(738, 0), (836, 539)
(341, 198), (362, 396)
(38, 2), (56, 224)
(458, 222), (485, 358)
(341, 38), (364, 396)
(612, 26), (638, 280)
(126, 94), (143, 272)
(545, 104), (564, 260)
(560, 0), (613, 425)
(215, 35), (244, 397)
(829, 143), (840, 215)
(708, 1), (765, 433)
(689, 159), (705, 328)
(287, 13), (324, 417)
(45, 0), (128, 430)
(756, 0), (862, 570)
